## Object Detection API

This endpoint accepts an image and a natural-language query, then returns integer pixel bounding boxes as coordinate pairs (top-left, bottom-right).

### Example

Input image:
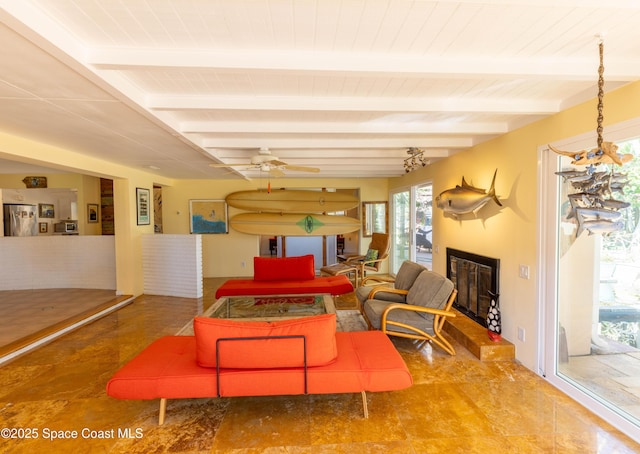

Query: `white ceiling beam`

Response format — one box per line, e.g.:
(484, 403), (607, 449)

(88, 48), (640, 82)
(211, 149), (446, 159)
(181, 121), (508, 135)
(151, 95), (557, 115)
(211, 158), (434, 166)
(202, 137), (469, 149)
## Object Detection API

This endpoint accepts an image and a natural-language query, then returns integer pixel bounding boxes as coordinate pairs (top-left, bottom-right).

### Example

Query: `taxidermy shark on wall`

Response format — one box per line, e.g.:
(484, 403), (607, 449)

(436, 169), (502, 217)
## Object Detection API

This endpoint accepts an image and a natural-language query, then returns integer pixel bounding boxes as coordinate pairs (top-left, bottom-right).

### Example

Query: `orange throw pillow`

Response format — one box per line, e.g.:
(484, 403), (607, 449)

(253, 255), (315, 281)
(194, 313), (337, 368)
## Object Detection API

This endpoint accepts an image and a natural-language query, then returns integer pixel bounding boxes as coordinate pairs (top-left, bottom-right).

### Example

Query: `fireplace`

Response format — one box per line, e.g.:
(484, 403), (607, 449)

(446, 248), (500, 327)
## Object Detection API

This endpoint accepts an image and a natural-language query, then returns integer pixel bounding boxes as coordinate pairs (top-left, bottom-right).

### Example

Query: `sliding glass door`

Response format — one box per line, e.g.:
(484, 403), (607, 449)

(390, 182), (433, 275)
(391, 190), (410, 275)
(540, 129), (640, 442)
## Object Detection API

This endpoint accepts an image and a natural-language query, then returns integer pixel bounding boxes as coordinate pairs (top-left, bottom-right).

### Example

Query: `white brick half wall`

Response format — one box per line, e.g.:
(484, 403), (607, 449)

(142, 234), (203, 298)
(0, 236), (116, 290)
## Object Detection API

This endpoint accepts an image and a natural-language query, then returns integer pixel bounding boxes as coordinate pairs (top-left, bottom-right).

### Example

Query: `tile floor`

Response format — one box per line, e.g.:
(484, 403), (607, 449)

(0, 281), (639, 453)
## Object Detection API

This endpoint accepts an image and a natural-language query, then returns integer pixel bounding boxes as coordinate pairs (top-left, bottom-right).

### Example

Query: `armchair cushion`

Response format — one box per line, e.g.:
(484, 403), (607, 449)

(394, 261), (428, 291)
(356, 285), (406, 304)
(406, 270), (455, 316)
(363, 300), (435, 336)
(346, 233), (390, 272)
(368, 233), (390, 256)
(355, 260), (427, 305)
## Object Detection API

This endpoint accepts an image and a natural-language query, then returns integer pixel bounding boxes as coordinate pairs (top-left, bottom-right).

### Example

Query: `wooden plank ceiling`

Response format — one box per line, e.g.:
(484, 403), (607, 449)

(0, 0), (640, 179)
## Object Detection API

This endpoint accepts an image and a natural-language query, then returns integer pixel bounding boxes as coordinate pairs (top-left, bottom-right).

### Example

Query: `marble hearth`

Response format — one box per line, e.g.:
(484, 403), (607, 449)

(444, 309), (515, 361)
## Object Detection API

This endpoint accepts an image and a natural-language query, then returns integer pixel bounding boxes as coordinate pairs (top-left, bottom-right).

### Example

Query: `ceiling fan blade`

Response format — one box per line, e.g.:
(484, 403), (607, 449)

(283, 165), (320, 173)
(268, 159), (288, 166)
(269, 167), (286, 178)
(209, 163), (253, 168)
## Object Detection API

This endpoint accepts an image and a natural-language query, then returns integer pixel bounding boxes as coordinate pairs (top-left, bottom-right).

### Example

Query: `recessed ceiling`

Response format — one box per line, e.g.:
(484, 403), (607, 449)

(1, 1), (639, 179)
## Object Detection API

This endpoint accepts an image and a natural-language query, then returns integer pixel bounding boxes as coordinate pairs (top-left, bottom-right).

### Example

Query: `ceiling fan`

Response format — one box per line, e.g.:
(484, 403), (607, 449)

(209, 148), (320, 177)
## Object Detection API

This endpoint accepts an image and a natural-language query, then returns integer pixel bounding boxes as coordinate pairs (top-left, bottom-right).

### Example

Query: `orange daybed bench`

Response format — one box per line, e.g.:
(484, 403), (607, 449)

(106, 314), (412, 424)
(215, 255), (354, 298)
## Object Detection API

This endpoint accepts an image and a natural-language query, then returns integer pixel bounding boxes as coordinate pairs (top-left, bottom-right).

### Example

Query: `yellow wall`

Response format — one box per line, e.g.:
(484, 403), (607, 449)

(389, 79), (640, 369)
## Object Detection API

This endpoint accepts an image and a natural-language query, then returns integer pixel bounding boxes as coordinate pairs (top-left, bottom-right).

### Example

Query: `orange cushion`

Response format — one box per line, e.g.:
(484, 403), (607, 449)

(253, 255), (315, 281)
(193, 313), (337, 368)
(214, 275), (353, 298)
(106, 336), (218, 400)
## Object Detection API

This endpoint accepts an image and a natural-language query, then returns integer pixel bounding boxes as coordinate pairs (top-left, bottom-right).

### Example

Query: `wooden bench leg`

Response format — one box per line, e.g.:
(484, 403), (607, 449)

(361, 391), (369, 419)
(159, 398), (167, 425)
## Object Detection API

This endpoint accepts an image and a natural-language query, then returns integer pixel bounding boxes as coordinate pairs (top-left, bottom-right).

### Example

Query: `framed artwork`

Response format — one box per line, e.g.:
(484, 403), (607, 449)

(39, 222), (48, 233)
(136, 187), (151, 225)
(189, 199), (228, 234)
(38, 203), (55, 218)
(22, 176), (47, 188)
(87, 203), (99, 223)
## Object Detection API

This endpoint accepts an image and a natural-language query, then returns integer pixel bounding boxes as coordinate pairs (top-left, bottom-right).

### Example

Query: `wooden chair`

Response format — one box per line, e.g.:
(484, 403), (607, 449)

(344, 232), (390, 283)
(361, 270), (458, 355)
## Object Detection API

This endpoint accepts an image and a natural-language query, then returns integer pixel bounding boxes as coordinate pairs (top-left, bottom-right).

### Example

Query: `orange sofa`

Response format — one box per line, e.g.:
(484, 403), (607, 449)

(106, 314), (412, 424)
(215, 255), (354, 298)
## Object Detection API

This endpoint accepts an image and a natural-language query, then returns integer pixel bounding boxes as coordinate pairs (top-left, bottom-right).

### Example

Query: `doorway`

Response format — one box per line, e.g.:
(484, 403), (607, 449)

(390, 182), (433, 275)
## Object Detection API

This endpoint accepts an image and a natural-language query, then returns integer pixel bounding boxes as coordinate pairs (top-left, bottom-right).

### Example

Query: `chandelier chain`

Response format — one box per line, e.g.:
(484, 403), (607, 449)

(597, 40), (604, 151)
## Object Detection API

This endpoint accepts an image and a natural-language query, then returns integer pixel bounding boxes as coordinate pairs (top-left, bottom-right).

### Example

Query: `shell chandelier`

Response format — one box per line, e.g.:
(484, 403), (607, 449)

(549, 36), (633, 237)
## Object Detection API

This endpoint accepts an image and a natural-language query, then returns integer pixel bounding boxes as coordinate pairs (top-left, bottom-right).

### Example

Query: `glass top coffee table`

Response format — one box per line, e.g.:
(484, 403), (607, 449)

(207, 294), (336, 321)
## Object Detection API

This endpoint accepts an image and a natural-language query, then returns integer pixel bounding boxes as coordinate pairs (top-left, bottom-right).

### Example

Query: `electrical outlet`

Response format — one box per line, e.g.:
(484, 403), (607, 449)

(241, 261), (246, 268)
(519, 264), (530, 279)
(518, 327), (525, 342)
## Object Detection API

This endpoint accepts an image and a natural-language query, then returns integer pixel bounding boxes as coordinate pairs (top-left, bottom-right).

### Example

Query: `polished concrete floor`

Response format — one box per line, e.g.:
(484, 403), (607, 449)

(1, 283), (640, 452)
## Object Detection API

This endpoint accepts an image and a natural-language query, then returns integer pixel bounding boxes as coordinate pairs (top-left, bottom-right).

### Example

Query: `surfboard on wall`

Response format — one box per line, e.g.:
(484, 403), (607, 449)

(226, 189), (359, 213)
(230, 213), (361, 236)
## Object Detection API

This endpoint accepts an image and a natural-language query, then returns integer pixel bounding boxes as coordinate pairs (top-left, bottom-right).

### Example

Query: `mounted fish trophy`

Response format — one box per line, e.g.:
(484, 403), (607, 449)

(435, 169), (502, 217)
(549, 37), (633, 237)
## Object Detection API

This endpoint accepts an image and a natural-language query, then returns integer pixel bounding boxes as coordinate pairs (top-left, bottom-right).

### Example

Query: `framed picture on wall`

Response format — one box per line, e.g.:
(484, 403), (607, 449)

(87, 203), (99, 223)
(38, 203), (55, 218)
(189, 199), (228, 234)
(136, 187), (151, 225)
(39, 222), (48, 233)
